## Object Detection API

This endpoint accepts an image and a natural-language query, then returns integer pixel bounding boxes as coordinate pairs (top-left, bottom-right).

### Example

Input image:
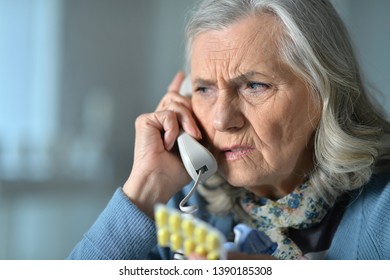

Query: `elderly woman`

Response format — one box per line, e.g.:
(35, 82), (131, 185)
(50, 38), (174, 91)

(69, 0), (390, 260)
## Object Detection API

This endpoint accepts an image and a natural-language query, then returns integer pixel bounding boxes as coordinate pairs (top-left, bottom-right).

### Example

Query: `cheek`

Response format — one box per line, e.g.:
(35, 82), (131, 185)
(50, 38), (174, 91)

(192, 100), (213, 134)
(251, 99), (315, 158)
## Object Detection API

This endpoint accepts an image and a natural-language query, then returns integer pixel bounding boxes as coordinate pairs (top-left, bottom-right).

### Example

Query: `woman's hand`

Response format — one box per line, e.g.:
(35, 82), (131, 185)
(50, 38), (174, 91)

(155, 72), (201, 139)
(123, 72), (201, 218)
(226, 252), (277, 260)
(189, 252), (277, 260)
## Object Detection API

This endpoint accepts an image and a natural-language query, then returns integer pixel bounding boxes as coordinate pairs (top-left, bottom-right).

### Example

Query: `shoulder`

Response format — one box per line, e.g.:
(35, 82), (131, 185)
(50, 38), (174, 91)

(343, 172), (390, 259)
(358, 172), (390, 218)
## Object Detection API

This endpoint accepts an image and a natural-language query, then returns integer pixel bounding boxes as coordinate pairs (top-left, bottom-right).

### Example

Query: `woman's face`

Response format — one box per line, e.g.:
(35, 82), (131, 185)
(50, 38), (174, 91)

(191, 14), (321, 198)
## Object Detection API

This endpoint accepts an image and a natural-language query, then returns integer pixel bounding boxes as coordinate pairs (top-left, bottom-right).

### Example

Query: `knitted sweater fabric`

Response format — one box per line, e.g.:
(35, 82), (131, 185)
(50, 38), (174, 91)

(68, 173), (390, 260)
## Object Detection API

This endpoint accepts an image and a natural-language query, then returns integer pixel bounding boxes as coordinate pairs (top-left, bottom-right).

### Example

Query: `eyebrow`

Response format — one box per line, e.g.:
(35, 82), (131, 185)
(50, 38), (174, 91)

(193, 71), (272, 86)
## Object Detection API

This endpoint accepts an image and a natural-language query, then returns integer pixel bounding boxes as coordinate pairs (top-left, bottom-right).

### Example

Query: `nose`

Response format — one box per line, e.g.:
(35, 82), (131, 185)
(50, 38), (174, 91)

(213, 92), (245, 132)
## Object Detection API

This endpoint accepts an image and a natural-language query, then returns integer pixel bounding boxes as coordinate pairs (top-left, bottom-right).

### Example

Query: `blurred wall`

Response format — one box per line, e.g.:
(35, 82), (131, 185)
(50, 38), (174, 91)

(0, 0), (389, 259)
(332, 0), (390, 114)
(0, 0), (196, 259)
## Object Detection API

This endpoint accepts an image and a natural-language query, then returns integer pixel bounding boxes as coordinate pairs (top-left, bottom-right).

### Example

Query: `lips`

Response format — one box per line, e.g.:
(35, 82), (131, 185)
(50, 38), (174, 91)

(221, 145), (255, 161)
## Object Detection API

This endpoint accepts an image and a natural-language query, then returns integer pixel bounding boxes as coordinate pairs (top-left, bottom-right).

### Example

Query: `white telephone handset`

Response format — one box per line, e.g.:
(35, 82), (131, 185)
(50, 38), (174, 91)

(176, 76), (217, 213)
(177, 132), (217, 183)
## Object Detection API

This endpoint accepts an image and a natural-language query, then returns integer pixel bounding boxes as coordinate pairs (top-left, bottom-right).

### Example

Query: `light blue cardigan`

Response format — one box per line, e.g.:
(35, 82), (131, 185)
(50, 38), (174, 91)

(68, 173), (390, 260)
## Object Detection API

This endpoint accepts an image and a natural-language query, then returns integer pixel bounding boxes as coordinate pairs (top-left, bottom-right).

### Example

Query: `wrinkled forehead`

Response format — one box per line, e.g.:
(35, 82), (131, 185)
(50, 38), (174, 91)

(190, 14), (286, 77)
(187, 12), (284, 61)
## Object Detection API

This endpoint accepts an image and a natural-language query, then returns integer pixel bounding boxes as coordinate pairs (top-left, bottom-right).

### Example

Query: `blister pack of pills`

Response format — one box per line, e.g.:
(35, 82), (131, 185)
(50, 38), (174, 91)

(154, 203), (227, 260)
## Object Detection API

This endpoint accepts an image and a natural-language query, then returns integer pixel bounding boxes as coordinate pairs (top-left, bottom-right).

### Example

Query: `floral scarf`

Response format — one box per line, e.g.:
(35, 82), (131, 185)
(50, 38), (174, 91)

(239, 182), (330, 259)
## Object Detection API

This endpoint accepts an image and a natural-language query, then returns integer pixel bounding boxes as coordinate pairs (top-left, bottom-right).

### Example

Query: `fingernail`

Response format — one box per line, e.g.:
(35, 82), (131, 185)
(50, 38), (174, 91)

(195, 128), (202, 140)
(167, 140), (175, 151)
(164, 136), (175, 151)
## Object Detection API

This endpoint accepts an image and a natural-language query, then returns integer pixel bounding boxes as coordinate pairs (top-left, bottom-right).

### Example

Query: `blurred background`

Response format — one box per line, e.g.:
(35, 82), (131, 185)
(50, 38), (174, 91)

(0, 0), (389, 259)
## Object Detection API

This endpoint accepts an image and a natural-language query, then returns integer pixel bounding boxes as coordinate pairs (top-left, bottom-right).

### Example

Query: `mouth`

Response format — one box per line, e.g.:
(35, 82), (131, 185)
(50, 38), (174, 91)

(221, 145), (255, 161)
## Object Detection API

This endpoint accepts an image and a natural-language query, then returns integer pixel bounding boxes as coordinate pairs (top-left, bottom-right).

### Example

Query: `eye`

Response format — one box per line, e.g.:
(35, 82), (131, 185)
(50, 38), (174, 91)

(245, 82), (271, 93)
(194, 86), (208, 94)
(194, 86), (215, 97)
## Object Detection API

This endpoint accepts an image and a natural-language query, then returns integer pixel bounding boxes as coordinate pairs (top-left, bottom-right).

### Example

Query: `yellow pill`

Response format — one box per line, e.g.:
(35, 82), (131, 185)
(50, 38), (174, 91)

(181, 219), (195, 237)
(157, 228), (169, 247)
(207, 250), (220, 260)
(169, 213), (181, 232)
(194, 226), (207, 243)
(183, 239), (196, 255)
(170, 233), (183, 251)
(195, 245), (207, 257)
(155, 208), (168, 228)
(206, 233), (220, 251)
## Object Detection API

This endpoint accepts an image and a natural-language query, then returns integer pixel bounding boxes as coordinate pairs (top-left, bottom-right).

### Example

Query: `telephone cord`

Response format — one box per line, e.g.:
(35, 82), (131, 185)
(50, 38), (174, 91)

(178, 168), (204, 214)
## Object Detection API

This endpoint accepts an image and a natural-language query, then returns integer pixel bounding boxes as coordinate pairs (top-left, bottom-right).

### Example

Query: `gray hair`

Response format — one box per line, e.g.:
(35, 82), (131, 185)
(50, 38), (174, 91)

(185, 0), (390, 209)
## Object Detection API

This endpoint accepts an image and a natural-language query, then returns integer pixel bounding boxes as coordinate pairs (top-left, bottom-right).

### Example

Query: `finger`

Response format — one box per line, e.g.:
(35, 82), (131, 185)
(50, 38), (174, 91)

(155, 111), (181, 151)
(164, 103), (202, 139)
(227, 251), (277, 260)
(167, 71), (186, 93)
(187, 253), (206, 260)
(156, 92), (192, 112)
(136, 111), (180, 151)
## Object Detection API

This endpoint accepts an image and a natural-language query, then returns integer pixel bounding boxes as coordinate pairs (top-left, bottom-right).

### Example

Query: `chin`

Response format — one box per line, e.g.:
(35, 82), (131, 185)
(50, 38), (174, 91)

(220, 171), (258, 189)
(217, 156), (269, 186)
(219, 169), (276, 194)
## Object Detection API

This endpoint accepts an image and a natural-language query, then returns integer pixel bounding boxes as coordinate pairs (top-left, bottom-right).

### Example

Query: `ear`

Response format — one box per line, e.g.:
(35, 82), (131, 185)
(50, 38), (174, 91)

(179, 74), (192, 97)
